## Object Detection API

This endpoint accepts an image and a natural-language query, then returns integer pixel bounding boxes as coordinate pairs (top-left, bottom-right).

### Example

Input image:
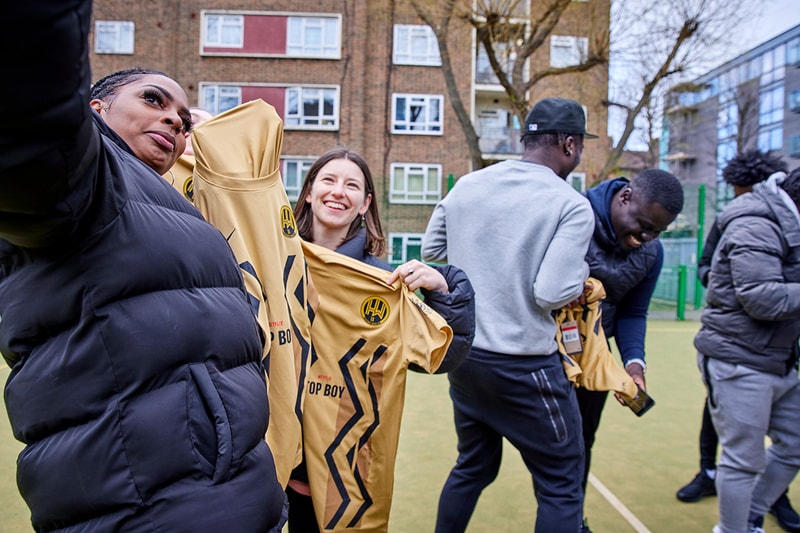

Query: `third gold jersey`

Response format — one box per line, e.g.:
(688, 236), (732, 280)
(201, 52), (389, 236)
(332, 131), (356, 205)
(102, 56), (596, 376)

(301, 241), (452, 532)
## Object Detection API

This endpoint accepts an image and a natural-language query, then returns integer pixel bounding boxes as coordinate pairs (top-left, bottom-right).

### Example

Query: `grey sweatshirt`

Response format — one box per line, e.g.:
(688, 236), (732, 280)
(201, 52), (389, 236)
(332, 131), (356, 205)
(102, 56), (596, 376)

(422, 159), (594, 356)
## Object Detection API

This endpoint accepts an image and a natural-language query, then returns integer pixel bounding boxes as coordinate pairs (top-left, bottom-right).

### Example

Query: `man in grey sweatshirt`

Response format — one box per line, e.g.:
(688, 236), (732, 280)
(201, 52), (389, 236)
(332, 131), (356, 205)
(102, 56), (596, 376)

(422, 97), (596, 533)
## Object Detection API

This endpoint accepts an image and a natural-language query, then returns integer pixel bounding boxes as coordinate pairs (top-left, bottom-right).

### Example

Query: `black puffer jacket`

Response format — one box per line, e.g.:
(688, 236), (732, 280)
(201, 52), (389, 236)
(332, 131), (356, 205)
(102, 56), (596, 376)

(0, 1), (285, 531)
(694, 175), (800, 376)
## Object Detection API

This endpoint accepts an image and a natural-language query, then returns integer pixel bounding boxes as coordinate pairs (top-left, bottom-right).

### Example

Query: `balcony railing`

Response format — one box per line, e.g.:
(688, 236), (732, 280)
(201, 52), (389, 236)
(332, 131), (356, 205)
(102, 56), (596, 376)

(478, 126), (524, 156)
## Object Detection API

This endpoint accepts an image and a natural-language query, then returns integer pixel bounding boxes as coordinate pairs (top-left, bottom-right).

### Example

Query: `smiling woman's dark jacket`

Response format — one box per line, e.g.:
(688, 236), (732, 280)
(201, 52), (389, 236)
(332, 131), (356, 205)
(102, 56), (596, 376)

(0, 1), (286, 531)
(584, 178), (662, 367)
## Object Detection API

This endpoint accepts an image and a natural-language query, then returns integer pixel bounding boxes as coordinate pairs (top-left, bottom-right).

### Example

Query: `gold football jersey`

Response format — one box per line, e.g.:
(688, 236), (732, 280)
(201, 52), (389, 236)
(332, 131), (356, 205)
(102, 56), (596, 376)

(164, 153), (195, 202)
(301, 241), (452, 532)
(190, 100), (312, 488)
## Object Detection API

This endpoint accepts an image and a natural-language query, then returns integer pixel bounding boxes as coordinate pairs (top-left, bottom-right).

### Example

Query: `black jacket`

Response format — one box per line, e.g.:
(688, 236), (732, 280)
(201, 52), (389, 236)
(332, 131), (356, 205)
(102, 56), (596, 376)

(0, 1), (285, 531)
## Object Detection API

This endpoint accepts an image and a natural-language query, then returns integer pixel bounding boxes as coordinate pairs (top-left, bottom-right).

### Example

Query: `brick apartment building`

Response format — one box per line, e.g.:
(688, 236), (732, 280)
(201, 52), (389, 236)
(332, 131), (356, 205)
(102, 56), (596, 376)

(663, 24), (800, 231)
(90, 0), (610, 263)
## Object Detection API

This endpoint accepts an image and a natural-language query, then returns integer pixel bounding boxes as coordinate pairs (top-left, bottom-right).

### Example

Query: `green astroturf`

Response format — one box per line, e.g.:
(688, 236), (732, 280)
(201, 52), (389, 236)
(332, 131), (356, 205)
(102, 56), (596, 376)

(2, 321), (797, 532)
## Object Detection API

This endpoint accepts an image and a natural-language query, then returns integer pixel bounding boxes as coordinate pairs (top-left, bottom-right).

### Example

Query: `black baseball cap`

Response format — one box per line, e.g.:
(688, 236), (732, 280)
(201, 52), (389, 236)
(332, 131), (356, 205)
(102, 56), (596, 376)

(523, 97), (598, 139)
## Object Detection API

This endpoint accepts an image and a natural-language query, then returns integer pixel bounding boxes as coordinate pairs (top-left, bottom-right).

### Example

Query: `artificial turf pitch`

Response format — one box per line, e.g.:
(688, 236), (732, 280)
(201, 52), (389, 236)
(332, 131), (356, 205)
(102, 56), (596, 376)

(1, 320), (796, 532)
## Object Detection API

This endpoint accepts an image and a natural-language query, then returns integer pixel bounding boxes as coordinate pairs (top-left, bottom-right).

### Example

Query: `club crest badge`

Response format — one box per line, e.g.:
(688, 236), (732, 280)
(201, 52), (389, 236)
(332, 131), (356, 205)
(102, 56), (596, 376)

(281, 205), (297, 237)
(361, 296), (389, 326)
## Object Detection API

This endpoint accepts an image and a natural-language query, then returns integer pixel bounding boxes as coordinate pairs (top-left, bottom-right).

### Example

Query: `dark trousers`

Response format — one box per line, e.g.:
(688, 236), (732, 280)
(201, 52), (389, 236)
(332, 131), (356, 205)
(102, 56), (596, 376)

(575, 387), (609, 490)
(435, 349), (584, 533)
(699, 398), (719, 471)
(286, 485), (320, 533)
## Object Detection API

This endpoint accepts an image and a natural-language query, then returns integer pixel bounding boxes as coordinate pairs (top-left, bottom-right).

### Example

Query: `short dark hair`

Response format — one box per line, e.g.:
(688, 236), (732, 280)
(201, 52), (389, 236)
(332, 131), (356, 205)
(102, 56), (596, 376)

(780, 167), (800, 205)
(722, 149), (787, 187)
(90, 67), (169, 101)
(521, 132), (580, 151)
(630, 169), (684, 215)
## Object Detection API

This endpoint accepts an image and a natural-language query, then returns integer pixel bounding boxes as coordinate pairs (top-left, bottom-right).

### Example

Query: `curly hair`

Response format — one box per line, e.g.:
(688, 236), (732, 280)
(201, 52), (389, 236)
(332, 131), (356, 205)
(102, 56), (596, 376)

(722, 149), (788, 187)
(779, 167), (800, 205)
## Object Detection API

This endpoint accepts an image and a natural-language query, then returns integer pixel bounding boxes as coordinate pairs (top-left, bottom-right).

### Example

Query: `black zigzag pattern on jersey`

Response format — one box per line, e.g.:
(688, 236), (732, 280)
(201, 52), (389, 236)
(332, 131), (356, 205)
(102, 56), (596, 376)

(324, 340), (388, 530)
(347, 345), (387, 527)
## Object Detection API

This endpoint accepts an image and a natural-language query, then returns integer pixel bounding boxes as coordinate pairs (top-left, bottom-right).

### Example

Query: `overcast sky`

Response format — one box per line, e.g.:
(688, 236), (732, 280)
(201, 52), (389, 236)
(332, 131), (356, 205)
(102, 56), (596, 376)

(729, 0), (799, 60)
(607, 0), (799, 148)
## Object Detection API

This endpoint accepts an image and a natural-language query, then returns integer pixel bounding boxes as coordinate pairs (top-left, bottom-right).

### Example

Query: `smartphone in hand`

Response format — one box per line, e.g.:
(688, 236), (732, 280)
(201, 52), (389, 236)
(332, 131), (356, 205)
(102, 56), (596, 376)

(625, 385), (655, 417)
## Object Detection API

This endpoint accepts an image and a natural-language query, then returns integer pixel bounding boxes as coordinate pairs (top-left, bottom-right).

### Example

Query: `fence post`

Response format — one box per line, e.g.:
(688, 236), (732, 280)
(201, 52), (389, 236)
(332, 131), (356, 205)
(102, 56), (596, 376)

(694, 184), (706, 309)
(447, 173), (454, 192)
(677, 265), (687, 321)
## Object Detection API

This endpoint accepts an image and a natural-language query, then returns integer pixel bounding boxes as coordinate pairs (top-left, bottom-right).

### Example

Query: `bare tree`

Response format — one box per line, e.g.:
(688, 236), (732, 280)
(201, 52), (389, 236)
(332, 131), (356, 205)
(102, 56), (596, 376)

(600, 0), (758, 181)
(409, 0), (609, 170)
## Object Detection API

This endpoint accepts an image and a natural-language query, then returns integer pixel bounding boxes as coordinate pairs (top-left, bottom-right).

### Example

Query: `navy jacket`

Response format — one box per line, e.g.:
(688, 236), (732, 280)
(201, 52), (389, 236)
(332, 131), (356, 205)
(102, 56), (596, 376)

(0, 1), (285, 530)
(585, 178), (663, 367)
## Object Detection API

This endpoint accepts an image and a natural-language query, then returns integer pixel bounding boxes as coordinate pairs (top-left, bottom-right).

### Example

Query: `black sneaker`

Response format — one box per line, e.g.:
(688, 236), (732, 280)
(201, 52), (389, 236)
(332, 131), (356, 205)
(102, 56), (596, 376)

(770, 492), (800, 532)
(676, 471), (717, 502)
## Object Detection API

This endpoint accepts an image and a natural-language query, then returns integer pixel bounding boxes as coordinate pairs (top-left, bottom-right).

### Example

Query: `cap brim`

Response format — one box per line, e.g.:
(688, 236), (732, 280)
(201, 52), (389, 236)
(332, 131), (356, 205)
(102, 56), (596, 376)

(583, 132), (598, 139)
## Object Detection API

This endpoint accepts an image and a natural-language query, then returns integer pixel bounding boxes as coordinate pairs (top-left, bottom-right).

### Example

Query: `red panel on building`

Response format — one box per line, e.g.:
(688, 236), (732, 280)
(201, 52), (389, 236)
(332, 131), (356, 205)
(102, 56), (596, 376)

(243, 15), (286, 55)
(242, 87), (286, 118)
(203, 14), (287, 55)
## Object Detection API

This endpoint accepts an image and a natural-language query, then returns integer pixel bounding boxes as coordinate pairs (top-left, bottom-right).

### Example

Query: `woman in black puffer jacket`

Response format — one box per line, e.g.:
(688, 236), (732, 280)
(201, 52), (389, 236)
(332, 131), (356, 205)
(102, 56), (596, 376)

(0, 1), (286, 531)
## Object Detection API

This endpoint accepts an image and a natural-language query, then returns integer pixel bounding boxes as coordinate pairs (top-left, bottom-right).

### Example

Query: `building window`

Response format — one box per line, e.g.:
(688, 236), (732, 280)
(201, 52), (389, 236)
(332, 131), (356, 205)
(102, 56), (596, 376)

(285, 87), (339, 129)
(789, 89), (800, 113)
(550, 35), (588, 68)
(204, 14), (244, 48)
(94, 21), (134, 54)
(392, 94), (443, 135)
(282, 158), (314, 201)
(201, 85), (242, 115)
(788, 37), (800, 66)
(758, 84), (784, 152)
(388, 233), (424, 264)
(390, 163), (442, 204)
(760, 44), (786, 86)
(568, 172), (586, 192)
(717, 91), (738, 147)
(789, 134), (800, 158)
(393, 25), (441, 66)
(287, 16), (340, 58)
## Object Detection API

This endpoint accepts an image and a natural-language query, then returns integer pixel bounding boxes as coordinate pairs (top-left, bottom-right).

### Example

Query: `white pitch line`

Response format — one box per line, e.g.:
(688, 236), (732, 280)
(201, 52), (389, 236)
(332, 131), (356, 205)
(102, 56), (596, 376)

(588, 473), (652, 533)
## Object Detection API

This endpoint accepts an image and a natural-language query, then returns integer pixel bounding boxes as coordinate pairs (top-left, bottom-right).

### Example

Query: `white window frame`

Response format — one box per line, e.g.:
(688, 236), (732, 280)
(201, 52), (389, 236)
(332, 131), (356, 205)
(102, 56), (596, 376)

(203, 14), (244, 48)
(568, 172), (586, 192)
(388, 233), (425, 264)
(285, 86), (340, 130)
(282, 158), (314, 201)
(287, 16), (341, 58)
(392, 94), (444, 135)
(200, 84), (242, 115)
(94, 21), (134, 54)
(393, 24), (441, 66)
(389, 163), (442, 204)
(550, 35), (588, 68)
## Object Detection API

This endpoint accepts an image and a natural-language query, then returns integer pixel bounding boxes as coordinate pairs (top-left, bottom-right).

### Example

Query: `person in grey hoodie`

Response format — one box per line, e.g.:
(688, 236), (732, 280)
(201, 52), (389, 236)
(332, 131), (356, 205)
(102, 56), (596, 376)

(694, 167), (800, 533)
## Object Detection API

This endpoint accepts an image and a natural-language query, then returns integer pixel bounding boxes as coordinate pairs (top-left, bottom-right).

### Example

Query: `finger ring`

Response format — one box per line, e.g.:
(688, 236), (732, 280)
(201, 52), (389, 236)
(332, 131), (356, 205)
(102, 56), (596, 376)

(407, 267), (414, 275)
